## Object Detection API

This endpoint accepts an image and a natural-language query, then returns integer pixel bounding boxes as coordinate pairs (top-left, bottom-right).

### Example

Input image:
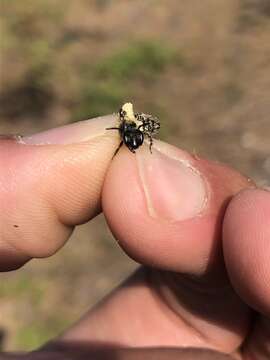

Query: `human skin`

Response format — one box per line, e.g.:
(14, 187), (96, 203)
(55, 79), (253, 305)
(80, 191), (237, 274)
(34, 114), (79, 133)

(0, 115), (269, 359)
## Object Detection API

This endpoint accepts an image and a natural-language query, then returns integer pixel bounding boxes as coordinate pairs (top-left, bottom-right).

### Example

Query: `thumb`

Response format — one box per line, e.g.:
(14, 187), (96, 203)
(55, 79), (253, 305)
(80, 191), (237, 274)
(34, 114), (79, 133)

(102, 141), (253, 276)
(0, 116), (118, 271)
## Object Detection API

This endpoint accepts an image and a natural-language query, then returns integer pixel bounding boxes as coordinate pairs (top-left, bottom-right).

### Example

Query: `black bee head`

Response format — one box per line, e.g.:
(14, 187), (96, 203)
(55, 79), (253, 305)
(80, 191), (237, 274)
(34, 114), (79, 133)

(123, 128), (144, 151)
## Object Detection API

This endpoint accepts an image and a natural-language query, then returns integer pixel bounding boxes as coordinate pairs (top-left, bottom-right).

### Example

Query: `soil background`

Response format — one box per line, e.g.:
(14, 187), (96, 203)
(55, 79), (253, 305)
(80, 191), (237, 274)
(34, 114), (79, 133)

(0, 0), (270, 351)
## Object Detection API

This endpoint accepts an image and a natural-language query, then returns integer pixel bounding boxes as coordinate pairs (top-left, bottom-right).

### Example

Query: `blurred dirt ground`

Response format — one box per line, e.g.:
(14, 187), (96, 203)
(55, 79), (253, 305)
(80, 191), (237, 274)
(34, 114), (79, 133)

(0, 0), (270, 351)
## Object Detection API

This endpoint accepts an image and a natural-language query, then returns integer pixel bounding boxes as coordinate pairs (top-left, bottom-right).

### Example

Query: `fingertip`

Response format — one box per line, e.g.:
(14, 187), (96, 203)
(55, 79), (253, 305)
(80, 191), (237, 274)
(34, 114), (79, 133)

(223, 188), (270, 315)
(102, 141), (252, 276)
(0, 116), (119, 270)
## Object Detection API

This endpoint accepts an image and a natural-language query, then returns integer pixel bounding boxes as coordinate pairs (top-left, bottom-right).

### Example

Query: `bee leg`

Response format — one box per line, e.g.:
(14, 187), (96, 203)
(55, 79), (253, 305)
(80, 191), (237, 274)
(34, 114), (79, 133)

(144, 133), (153, 153)
(106, 127), (120, 130)
(113, 141), (123, 157)
(149, 136), (153, 153)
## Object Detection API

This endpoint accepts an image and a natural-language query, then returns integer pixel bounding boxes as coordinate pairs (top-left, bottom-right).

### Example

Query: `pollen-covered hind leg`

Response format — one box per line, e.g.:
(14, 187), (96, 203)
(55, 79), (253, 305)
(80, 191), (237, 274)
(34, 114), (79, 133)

(144, 133), (153, 153)
(149, 136), (153, 153)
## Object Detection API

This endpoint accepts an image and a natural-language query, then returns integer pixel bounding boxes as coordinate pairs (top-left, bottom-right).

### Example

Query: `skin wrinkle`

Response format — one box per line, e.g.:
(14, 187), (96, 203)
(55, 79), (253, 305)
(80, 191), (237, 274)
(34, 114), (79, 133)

(0, 235), (29, 270)
(152, 271), (221, 348)
(146, 269), (208, 347)
(150, 268), (251, 354)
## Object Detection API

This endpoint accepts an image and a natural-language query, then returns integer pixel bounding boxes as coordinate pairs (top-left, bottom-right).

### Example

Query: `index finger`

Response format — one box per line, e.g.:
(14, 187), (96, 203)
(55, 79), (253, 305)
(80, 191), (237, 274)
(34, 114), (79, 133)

(0, 115), (118, 271)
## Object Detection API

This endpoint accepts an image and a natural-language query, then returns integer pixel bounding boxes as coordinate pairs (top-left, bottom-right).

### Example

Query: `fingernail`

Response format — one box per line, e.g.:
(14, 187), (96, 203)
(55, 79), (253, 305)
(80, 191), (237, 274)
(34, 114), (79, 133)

(21, 115), (116, 145)
(137, 142), (208, 221)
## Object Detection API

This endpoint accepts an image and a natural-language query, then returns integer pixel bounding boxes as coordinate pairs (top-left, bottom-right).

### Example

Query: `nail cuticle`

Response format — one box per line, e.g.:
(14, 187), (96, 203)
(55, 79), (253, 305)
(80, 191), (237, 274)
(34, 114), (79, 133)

(137, 145), (209, 222)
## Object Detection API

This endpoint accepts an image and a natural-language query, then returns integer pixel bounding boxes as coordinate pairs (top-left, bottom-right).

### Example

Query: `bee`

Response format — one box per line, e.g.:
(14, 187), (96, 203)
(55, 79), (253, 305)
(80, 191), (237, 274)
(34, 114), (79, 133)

(106, 102), (160, 155)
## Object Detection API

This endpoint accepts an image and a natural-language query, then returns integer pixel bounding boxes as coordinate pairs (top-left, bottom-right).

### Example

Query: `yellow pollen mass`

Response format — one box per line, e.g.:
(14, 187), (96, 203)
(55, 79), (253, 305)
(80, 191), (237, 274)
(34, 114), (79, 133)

(122, 102), (136, 122)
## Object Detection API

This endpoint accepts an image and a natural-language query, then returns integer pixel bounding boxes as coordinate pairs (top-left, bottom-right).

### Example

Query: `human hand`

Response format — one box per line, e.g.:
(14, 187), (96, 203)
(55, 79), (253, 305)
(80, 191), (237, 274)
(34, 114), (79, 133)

(0, 115), (269, 360)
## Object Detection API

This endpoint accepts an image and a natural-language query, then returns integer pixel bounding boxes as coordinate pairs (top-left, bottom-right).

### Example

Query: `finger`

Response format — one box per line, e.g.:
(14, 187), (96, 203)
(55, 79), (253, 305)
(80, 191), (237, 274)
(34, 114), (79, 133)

(223, 189), (270, 316)
(93, 142), (252, 353)
(223, 189), (270, 359)
(60, 142), (253, 353)
(102, 141), (253, 276)
(43, 343), (235, 360)
(2, 348), (234, 360)
(61, 267), (249, 354)
(0, 116), (118, 271)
